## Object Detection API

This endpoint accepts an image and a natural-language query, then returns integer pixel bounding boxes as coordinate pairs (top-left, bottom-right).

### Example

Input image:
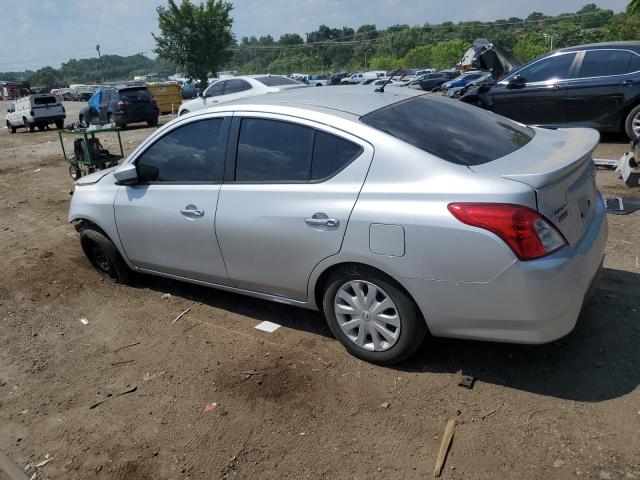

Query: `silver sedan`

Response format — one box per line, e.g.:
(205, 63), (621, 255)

(68, 87), (607, 364)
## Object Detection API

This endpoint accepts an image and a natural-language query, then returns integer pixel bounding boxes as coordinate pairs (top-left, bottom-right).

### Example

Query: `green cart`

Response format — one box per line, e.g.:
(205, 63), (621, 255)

(58, 126), (125, 180)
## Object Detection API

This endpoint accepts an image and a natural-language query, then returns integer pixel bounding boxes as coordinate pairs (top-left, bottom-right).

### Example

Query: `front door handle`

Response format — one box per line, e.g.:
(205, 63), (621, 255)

(305, 213), (340, 228)
(180, 204), (204, 218)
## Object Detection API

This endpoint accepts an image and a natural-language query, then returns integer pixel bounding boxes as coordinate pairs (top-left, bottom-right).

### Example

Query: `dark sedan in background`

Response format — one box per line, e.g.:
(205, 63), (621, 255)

(461, 42), (640, 139)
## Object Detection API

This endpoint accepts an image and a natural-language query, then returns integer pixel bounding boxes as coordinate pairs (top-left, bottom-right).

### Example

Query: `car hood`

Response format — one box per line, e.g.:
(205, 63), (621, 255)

(468, 38), (521, 81)
(75, 166), (118, 185)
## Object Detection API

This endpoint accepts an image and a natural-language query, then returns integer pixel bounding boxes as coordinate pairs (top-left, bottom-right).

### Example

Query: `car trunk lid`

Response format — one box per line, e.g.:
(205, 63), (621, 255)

(470, 127), (600, 245)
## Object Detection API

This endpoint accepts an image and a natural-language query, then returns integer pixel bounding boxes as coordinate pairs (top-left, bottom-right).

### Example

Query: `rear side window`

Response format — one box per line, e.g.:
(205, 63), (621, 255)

(629, 54), (640, 73)
(578, 50), (632, 78)
(236, 119), (314, 181)
(235, 118), (363, 182)
(136, 119), (223, 182)
(255, 76), (301, 87)
(361, 96), (534, 166)
(516, 53), (576, 83)
(311, 131), (363, 180)
(33, 96), (57, 105)
(120, 88), (152, 100)
(224, 79), (252, 94)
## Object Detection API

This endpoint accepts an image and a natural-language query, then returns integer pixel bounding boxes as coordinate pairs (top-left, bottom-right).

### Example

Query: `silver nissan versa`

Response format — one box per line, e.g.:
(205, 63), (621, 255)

(68, 87), (607, 364)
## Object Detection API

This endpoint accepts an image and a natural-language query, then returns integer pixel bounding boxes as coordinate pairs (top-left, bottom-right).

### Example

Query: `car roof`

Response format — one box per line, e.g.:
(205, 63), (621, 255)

(221, 86), (425, 117)
(557, 41), (640, 53)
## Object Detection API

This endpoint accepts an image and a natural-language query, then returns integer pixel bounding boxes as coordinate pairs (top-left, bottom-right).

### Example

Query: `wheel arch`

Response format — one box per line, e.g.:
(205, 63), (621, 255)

(69, 214), (137, 270)
(620, 98), (640, 133)
(310, 261), (430, 332)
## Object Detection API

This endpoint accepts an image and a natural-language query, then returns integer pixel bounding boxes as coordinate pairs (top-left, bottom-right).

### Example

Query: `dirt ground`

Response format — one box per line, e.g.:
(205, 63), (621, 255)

(0, 100), (639, 480)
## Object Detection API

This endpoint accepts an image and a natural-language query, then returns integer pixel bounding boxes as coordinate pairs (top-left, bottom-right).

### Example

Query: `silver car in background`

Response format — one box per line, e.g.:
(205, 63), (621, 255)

(69, 87), (607, 364)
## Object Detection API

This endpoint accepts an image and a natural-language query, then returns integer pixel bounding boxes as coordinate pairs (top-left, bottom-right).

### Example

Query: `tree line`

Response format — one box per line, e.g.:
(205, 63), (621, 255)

(1, 1), (639, 87)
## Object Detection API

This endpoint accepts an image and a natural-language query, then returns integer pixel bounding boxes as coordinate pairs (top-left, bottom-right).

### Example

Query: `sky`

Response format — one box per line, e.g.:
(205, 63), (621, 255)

(0, 0), (629, 72)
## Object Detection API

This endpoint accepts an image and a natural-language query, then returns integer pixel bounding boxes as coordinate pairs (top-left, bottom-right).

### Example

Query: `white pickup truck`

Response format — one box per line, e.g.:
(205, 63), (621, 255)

(5, 94), (66, 133)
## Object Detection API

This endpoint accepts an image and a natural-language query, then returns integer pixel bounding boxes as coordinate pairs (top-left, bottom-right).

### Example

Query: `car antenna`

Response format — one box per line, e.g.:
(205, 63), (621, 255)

(375, 67), (402, 93)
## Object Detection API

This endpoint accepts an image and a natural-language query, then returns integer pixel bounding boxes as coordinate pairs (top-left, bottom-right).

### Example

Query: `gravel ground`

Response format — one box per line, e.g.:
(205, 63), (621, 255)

(0, 100), (639, 480)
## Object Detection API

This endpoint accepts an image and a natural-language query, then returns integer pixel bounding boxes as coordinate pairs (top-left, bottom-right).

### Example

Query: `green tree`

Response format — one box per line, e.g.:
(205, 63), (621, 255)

(512, 38), (548, 62)
(153, 0), (234, 87)
(403, 45), (433, 68)
(628, 0), (640, 15)
(28, 67), (61, 87)
(431, 40), (468, 69)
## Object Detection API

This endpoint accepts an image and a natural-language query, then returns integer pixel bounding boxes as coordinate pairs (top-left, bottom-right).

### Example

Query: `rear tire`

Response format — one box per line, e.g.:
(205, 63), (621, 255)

(55, 119), (64, 130)
(322, 266), (426, 365)
(179, 109), (189, 116)
(624, 104), (640, 140)
(24, 119), (35, 132)
(79, 227), (132, 284)
(147, 117), (158, 127)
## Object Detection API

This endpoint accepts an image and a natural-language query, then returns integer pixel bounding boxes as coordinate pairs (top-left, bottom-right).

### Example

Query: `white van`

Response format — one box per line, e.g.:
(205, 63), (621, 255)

(341, 71), (386, 84)
(5, 94), (66, 133)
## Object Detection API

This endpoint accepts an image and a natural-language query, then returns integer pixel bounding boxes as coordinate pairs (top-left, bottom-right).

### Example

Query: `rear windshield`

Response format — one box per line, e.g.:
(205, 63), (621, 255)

(255, 76), (300, 87)
(119, 88), (152, 100)
(33, 96), (57, 105)
(360, 95), (534, 166)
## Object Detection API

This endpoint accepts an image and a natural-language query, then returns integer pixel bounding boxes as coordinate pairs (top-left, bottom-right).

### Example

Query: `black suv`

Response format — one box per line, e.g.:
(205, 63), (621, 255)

(461, 42), (640, 139)
(79, 86), (159, 128)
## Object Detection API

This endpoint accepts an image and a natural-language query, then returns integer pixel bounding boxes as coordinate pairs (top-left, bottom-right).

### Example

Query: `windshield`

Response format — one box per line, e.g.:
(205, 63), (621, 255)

(33, 96), (57, 105)
(119, 88), (152, 100)
(255, 76), (301, 87)
(360, 95), (534, 166)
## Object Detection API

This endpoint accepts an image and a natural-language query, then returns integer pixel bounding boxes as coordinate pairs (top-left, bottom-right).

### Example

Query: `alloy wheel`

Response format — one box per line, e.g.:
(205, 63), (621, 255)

(334, 280), (401, 352)
(632, 111), (640, 138)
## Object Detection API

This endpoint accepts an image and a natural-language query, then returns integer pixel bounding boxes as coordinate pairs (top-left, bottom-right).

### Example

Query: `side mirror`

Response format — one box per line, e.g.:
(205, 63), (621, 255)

(113, 163), (139, 185)
(507, 75), (526, 88)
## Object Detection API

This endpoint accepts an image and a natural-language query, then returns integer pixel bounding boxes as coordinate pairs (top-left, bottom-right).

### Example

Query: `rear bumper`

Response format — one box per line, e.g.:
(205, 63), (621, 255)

(398, 193), (608, 344)
(31, 114), (65, 123)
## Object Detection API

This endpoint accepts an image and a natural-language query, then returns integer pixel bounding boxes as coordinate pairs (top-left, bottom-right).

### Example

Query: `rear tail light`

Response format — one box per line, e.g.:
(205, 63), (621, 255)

(62, 106), (65, 113)
(447, 203), (567, 261)
(117, 101), (128, 111)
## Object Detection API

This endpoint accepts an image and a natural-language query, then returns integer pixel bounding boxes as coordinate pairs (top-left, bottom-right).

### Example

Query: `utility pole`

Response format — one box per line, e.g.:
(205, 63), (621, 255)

(96, 44), (104, 84)
(543, 33), (556, 52)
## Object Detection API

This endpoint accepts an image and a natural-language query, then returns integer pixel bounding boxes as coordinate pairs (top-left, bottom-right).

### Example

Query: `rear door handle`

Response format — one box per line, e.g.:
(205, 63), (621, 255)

(622, 79), (638, 86)
(180, 204), (204, 218)
(305, 213), (340, 228)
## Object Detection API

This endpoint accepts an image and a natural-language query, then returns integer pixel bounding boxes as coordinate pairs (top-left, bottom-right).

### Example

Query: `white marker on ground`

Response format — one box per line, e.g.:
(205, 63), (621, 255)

(254, 321), (281, 333)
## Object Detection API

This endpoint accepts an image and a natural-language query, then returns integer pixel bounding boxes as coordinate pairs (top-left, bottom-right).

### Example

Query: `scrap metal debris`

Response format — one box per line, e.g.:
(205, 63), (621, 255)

(203, 402), (217, 413)
(458, 374), (475, 389)
(605, 197), (640, 215)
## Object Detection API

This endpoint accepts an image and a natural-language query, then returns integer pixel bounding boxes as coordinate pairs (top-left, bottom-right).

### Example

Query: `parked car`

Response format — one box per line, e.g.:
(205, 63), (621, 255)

(79, 85), (159, 128)
(461, 41), (640, 139)
(341, 71), (386, 84)
(329, 72), (349, 85)
(308, 75), (329, 86)
(440, 70), (486, 91)
(69, 87), (607, 365)
(446, 72), (493, 98)
(181, 83), (202, 100)
(5, 94), (65, 133)
(178, 75), (306, 115)
(417, 72), (456, 91)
